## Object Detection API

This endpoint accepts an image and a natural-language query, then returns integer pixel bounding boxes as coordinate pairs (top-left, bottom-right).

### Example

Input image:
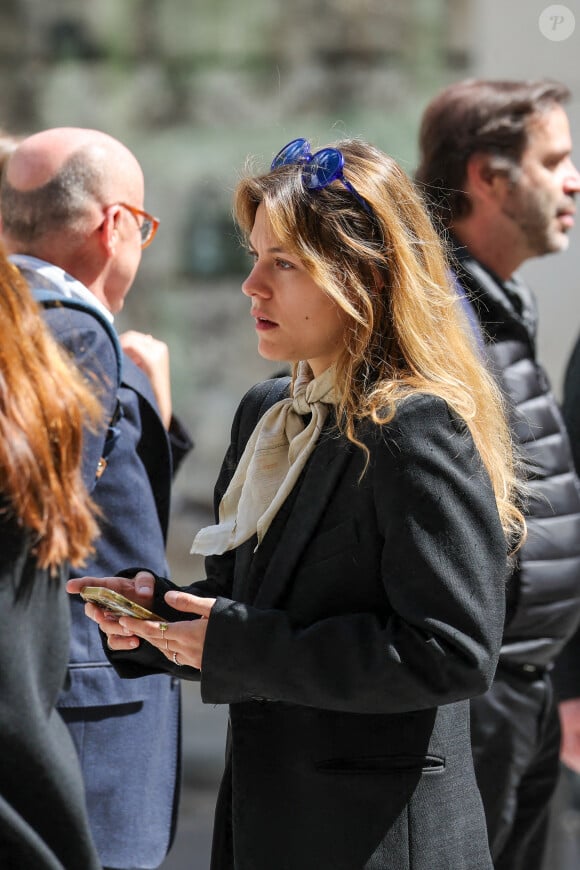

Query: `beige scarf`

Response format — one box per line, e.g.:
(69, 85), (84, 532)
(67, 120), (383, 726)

(191, 362), (337, 556)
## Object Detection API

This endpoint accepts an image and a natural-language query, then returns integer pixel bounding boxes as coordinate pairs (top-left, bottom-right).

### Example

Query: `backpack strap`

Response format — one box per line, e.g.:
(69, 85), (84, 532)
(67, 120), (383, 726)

(33, 288), (124, 475)
(32, 289), (123, 385)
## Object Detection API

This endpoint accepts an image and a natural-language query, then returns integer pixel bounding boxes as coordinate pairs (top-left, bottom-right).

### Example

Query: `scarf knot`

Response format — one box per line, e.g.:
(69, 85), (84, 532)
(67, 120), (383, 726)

(191, 362), (336, 556)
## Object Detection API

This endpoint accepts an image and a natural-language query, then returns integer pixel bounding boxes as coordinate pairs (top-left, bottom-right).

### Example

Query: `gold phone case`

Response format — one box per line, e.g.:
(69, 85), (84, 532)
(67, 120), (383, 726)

(80, 586), (164, 621)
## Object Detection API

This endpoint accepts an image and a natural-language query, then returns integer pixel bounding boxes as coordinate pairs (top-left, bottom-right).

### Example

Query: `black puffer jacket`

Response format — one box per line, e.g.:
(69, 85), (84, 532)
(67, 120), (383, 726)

(453, 246), (580, 669)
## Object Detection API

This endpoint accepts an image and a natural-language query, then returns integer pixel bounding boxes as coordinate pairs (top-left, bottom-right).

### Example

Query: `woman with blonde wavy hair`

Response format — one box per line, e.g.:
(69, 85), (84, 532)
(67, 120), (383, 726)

(0, 249), (102, 869)
(71, 138), (524, 870)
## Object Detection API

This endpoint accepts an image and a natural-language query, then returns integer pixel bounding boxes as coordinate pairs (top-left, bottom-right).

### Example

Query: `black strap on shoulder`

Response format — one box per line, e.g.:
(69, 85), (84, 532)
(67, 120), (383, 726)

(33, 288), (124, 386)
(33, 288), (124, 473)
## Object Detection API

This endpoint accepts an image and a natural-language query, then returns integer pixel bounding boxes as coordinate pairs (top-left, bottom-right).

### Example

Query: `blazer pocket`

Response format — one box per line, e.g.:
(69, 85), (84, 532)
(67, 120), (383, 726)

(315, 754), (445, 775)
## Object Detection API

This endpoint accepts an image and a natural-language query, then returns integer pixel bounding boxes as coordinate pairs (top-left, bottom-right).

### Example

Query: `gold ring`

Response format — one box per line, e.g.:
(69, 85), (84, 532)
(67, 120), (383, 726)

(159, 622), (168, 633)
(165, 638), (169, 651)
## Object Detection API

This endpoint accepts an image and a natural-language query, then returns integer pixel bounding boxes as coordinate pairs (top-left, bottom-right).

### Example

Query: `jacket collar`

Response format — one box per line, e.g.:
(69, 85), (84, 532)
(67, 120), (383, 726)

(252, 429), (353, 608)
(450, 238), (538, 343)
(9, 254), (114, 325)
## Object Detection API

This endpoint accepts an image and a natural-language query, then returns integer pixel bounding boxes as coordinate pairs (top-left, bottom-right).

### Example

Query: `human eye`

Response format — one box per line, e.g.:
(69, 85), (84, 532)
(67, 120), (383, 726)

(544, 150), (570, 171)
(274, 257), (295, 270)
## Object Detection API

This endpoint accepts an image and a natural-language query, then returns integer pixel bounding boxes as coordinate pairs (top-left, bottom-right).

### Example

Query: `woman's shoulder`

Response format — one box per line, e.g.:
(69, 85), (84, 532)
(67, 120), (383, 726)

(372, 391), (463, 433)
(232, 376), (292, 446)
(241, 376), (291, 411)
(362, 392), (473, 456)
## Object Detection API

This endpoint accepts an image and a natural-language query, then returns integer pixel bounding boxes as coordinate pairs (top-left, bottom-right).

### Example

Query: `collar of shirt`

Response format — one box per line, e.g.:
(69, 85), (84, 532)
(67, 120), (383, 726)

(9, 254), (114, 324)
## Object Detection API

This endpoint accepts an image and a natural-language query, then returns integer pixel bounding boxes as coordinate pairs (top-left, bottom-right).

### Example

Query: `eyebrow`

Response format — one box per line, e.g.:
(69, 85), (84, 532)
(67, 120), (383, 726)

(247, 243), (289, 255)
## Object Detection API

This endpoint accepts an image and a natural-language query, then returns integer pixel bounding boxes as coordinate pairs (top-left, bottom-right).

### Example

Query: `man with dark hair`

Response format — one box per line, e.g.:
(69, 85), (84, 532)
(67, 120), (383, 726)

(416, 79), (580, 870)
(0, 128), (192, 870)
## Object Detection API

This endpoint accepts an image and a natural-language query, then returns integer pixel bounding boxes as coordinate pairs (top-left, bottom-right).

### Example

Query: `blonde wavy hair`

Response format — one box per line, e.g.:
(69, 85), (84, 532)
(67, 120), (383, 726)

(0, 249), (102, 572)
(234, 138), (525, 549)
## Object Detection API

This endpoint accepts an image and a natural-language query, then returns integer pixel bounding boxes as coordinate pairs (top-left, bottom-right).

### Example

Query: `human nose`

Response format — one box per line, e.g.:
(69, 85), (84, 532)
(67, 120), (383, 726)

(564, 159), (580, 195)
(242, 261), (271, 298)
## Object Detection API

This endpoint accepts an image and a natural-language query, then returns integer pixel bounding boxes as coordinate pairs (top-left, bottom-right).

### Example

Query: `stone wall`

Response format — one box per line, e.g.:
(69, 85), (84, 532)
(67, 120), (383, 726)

(0, 0), (466, 539)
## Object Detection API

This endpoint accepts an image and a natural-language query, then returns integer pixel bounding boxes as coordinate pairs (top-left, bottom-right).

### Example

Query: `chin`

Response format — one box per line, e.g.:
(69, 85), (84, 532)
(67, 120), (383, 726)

(558, 234), (571, 252)
(548, 233), (570, 254)
(535, 232), (570, 257)
(257, 344), (286, 363)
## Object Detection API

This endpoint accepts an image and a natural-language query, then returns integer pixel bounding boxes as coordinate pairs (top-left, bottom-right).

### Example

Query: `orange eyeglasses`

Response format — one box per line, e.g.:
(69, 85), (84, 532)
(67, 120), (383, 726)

(116, 202), (160, 248)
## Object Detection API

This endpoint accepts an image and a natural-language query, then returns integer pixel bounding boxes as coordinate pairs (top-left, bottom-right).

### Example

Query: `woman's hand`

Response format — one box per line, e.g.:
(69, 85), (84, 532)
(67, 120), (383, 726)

(66, 571), (156, 651)
(116, 591), (216, 669)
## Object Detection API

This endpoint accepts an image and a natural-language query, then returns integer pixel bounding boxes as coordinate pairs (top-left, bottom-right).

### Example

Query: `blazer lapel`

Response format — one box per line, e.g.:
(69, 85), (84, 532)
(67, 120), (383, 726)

(253, 432), (353, 608)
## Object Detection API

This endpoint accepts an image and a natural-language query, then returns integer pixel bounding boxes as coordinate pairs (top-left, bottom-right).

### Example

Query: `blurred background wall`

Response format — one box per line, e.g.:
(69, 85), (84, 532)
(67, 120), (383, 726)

(1, 1), (579, 865)
(1, 0), (577, 520)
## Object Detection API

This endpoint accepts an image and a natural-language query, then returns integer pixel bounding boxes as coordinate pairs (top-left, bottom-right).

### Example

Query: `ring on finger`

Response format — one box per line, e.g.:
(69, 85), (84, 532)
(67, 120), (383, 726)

(173, 651), (183, 666)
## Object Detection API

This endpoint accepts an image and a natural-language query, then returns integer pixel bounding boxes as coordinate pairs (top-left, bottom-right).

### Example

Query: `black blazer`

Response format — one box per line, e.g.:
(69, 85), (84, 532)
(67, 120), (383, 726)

(114, 379), (507, 870)
(0, 515), (100, 870)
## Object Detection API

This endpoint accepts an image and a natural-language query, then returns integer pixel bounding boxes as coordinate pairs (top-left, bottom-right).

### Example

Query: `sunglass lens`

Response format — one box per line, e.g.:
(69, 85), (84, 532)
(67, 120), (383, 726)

(302, 148), (344, 190)
(140, 219), (152, 244)
(271, 138), (310, 169)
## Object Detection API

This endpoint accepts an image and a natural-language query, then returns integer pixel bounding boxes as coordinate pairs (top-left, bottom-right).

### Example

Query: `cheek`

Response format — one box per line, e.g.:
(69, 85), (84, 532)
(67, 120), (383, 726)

(315, 304), (347, 343)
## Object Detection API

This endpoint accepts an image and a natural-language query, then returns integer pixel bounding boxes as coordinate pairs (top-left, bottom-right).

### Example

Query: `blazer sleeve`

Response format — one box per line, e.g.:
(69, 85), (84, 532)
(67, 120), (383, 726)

(168, 415), (194, 476)
(199, 396), (508, 714)
(97, 379), (290, 679)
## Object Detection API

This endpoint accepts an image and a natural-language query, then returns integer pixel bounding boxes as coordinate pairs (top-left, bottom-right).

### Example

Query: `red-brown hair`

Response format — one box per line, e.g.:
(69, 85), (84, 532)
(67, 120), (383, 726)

(0, 247), (101, 571)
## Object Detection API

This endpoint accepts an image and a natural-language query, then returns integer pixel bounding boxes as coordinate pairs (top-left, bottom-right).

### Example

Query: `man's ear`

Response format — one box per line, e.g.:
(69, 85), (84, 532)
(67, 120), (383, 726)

(465, 153), (508, 204)
(99, 205), (121, 256)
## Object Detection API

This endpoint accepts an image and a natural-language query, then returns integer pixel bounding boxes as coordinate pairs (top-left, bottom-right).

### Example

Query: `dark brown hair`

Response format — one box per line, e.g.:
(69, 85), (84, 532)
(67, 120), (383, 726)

(415, 79), (570, 228)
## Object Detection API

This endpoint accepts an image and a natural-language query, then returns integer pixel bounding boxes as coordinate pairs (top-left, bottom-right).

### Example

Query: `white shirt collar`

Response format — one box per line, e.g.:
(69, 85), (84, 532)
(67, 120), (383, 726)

(9, 254), (114, 324)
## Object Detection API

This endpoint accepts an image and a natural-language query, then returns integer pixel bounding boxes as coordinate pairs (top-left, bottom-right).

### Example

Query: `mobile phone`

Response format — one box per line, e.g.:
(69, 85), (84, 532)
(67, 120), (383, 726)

(80, 586), (164, 621)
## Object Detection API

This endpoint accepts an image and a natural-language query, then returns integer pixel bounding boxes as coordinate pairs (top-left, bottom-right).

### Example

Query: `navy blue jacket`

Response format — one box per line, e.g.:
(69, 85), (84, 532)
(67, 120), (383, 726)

(25, 279), (192, 869)
(58, 355), (192, 869)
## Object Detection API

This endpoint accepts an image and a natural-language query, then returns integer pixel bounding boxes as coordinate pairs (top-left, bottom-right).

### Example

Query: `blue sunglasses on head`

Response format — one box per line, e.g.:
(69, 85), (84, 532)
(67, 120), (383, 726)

(271, 138), (374, 217)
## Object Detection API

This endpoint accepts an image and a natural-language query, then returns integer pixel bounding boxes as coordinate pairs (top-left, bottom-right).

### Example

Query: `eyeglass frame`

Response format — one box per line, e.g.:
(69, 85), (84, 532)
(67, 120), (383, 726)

(114, 202), (160, 249)
(270, 138), (374, 217)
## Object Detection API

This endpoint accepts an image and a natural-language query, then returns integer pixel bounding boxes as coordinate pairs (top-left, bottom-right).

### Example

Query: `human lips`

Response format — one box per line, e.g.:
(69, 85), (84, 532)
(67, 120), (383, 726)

(252, 310), (278, 330)
(558, 211), (575, 230)
(557, 201), (576, 229)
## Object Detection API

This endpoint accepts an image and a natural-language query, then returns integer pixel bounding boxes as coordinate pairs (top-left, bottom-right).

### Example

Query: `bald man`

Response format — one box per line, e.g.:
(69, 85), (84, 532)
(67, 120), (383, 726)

(0, 129), (193, 870)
